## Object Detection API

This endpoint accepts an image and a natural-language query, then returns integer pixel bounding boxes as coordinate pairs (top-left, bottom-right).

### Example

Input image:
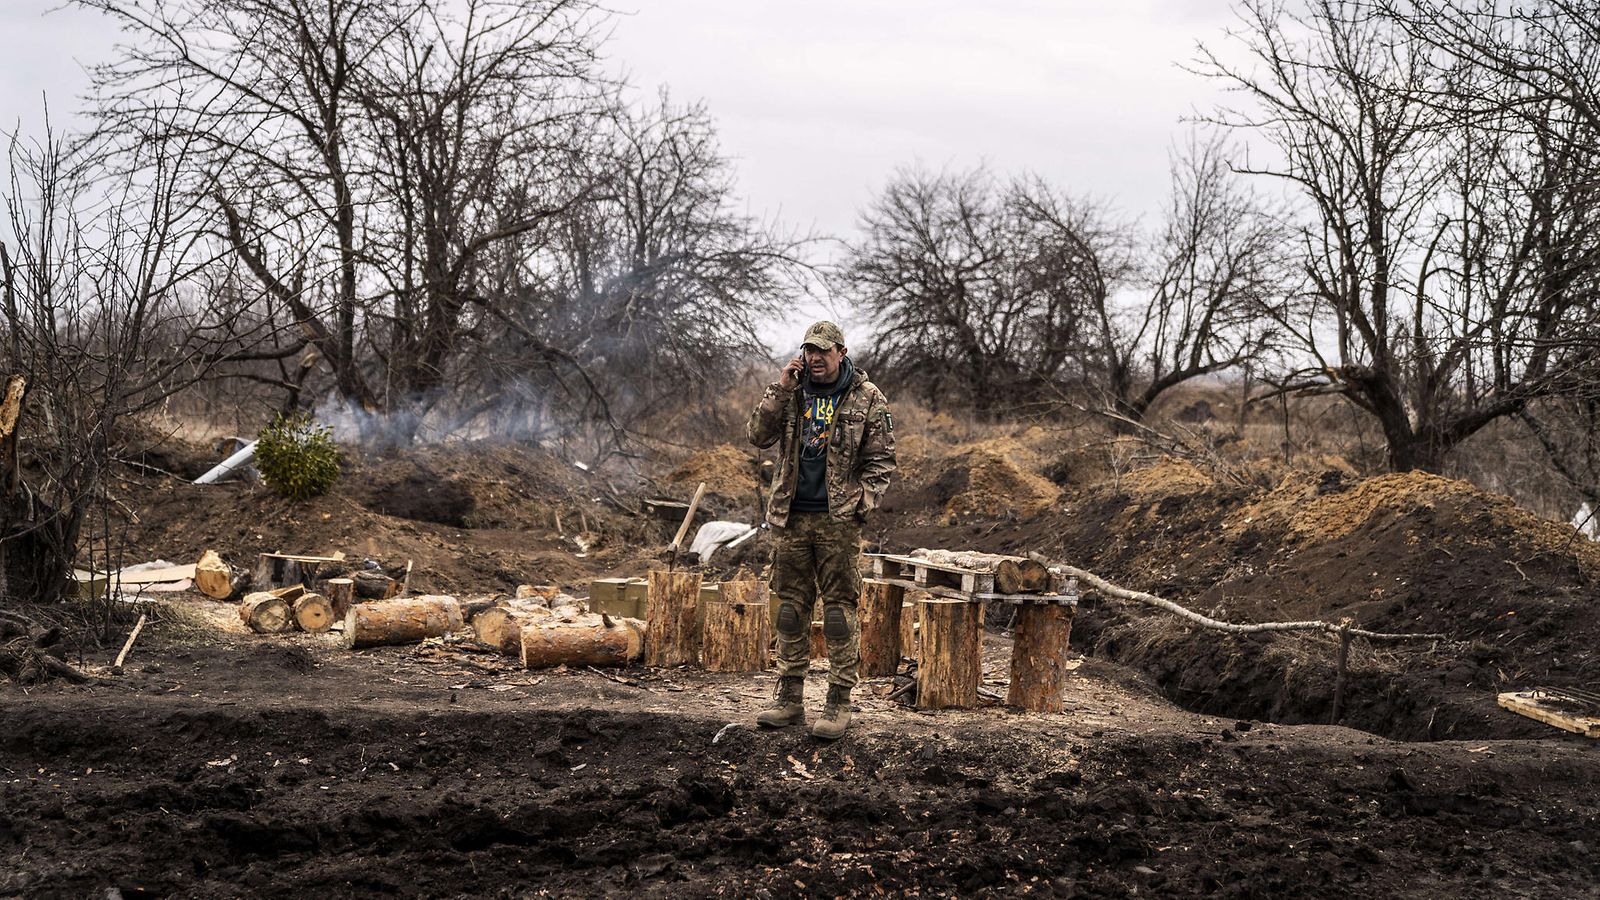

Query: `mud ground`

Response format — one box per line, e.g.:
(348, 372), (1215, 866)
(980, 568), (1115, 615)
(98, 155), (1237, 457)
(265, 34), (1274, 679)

(2, 630), (1597, 898)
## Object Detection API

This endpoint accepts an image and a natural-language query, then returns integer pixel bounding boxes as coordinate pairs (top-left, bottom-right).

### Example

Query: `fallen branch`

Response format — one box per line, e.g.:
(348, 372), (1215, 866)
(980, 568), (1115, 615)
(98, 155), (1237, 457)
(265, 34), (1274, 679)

(1026, 553), (1446, 642)
(113, 614), (148, 669)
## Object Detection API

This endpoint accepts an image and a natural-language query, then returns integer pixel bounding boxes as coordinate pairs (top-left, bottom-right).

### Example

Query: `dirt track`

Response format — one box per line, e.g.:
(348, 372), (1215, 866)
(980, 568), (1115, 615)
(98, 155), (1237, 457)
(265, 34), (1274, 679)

(3, 633), (1596, 898)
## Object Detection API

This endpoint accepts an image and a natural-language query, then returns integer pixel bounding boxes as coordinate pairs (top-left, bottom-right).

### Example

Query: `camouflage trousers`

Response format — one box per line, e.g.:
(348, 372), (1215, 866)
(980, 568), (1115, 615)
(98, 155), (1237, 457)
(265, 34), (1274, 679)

(769, 511), (862, 689)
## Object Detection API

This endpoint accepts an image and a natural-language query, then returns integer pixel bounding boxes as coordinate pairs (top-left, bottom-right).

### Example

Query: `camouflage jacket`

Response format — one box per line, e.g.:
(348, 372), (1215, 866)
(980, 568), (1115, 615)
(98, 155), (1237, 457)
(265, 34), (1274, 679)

(747, 366), (897, 528)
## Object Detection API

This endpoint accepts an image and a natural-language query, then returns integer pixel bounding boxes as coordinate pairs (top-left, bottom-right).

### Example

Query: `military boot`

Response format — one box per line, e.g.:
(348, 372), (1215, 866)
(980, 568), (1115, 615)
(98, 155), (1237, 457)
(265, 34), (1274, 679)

(755, 676), (806, 728)
(810, 684), (853, 740)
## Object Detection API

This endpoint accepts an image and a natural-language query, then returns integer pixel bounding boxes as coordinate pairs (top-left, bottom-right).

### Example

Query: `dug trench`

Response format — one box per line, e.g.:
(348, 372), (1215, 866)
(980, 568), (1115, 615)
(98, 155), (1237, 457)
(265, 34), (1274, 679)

(879, 460), (1600, 743)
(2, 640), (1597, 898)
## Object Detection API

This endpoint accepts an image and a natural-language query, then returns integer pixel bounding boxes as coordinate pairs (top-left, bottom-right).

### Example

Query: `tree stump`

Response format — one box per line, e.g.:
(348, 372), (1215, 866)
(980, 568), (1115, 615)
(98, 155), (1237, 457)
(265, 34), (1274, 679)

(645, 570), (701, 667)
(324, 578), (355, 618)
(239, 592), (293, 634)
(293, 593), (334, 634)
(703, 601), (770, 672)
(343, 596), (463, 649)
(1007, 604), (1074, 712)
(353, 570), (398, 599)
(521, 616), (644, 668)
(254, 554), (316, 590)
(916, 597), (982, 709)
(859, 581), (906, 676)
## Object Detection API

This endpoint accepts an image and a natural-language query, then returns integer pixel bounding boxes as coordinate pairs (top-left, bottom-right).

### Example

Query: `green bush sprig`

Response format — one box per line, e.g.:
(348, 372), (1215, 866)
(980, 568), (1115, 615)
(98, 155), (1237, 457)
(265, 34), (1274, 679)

(255, 413), (342, 500)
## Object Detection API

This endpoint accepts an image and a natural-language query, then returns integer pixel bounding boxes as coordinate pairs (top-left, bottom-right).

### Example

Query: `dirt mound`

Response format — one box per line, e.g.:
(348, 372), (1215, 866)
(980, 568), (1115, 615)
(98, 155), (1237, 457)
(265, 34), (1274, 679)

(117, 440), (655, 595)
(666, 444), (759, 505)
(1117, 457), (1219, 497)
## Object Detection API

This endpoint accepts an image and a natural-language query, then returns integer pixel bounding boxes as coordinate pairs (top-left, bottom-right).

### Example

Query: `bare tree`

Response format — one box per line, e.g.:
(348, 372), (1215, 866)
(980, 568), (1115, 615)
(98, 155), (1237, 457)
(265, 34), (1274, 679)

(841, 152), (1286, 419)
(492, 93), (808, 452)
(1020, 135), (1293, 423)
(77, 0), (611, 442)
(0, 117), (266, 626)
(842, 166), (1117, 410)
(1197, 0), (1600, 472)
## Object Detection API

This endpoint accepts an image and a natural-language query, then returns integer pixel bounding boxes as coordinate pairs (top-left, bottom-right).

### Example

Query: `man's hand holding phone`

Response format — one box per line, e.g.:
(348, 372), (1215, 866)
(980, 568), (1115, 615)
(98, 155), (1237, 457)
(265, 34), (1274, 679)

(779, 354), (805, 391)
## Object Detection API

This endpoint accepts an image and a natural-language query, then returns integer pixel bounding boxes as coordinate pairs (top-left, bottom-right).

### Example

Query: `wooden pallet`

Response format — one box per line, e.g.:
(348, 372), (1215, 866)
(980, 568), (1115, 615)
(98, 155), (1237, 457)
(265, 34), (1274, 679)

(864, 553), (1077, 606)
(1497, 690), (1600, 738)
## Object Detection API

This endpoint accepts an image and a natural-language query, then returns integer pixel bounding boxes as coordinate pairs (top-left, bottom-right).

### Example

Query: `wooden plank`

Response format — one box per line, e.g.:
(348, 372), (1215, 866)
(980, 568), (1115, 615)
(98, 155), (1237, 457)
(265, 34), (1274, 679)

(114, 564), (198, 585)
(262, 551), (347, 564)
(1497, 691), (1600, 738)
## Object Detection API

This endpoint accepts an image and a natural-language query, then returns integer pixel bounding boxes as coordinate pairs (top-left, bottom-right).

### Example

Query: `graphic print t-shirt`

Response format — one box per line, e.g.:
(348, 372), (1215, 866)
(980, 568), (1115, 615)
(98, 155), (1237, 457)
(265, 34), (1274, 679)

(791, 380), (842, 513)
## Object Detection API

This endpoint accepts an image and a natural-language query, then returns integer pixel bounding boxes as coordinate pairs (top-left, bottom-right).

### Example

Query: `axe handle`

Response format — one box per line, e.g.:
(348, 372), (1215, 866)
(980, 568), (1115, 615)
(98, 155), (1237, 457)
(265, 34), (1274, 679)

(668, 481), (707, 554)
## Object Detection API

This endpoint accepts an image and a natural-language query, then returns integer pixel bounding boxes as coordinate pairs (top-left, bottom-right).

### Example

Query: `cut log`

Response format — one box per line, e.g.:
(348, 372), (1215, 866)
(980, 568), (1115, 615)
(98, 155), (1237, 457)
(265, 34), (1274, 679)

(473, 605), (552, 656)
(1008, 604), (1075, 712)
(521, 616), (645, 668)
(644, 570), (701, 667)
(324, 578), (355, 618)
(269, 583), (306, 602)
(916, 597), (982, 709)
(239, 592), (294, 634)
(717, 579), (766, 608)
(195, 550), (239, 600)
(343, 596), (463, 649)
(352, 570), (397, 599)
(859, 581), (906, 676)
(910, 549), (1052, 594)
(703, 599), (770, 673)
(293, 593), (334, 634)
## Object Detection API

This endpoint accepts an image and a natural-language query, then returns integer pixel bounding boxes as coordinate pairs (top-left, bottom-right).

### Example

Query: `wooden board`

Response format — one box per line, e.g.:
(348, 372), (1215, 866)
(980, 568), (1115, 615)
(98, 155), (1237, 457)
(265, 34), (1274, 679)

(1497, 691), (1600, 738)
(112, 564), (198, 586)
(869, 554), (996, 594)
(863, 576), (1077, 606)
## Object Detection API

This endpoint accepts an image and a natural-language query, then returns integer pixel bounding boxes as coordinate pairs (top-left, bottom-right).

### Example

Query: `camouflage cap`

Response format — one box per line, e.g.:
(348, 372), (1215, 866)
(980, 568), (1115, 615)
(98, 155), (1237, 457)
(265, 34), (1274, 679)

(802, 320), (846, 349)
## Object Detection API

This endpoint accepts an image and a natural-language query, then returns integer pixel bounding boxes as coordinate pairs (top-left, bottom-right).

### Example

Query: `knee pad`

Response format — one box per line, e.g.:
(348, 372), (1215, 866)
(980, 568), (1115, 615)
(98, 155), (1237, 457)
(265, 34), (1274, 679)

(776, 603), (804, 637)
(823, 604), (849, 639)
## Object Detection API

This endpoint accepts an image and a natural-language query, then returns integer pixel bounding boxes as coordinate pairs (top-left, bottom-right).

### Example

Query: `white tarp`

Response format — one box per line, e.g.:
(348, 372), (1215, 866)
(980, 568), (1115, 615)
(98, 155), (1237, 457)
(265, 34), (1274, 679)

(1573, 502), (1599, 540)
(690, 521), (757, 562)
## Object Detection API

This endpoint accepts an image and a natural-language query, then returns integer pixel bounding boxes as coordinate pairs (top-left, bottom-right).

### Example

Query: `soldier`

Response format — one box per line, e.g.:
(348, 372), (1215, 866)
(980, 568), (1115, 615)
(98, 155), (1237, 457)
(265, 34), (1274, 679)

(747, 321), (896, 739)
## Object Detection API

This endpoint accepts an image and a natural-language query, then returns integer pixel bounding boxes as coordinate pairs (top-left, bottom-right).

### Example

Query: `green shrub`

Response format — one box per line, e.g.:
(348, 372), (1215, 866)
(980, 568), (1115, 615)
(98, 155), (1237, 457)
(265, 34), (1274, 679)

(255, 413), (342, 499)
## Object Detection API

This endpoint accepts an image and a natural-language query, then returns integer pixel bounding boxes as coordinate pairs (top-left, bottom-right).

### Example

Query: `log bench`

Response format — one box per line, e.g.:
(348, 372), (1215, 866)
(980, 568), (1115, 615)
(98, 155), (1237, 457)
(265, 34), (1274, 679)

(863, 552), (1079, 712)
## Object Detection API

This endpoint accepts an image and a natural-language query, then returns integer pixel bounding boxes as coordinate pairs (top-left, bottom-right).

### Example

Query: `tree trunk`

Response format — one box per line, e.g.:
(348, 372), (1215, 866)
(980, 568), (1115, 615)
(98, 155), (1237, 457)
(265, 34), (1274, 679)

(645, 570), (701, 667)
(703, 601), (770, 672)
(293, 593), (334, 634)
(343, 596), (463, 649)
(1007, 604), (1074, 712)
(520, 616), (644, 668)
(916, 598), (982, 709)
(239, 592), (294, 634)
(473, 605), (552, 656)
(859, 581), (906, 676)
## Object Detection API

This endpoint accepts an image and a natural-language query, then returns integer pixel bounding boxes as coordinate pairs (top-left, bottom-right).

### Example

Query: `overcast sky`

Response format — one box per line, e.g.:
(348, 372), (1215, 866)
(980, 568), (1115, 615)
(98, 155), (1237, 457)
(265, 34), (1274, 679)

(1, 0), (1248, 346)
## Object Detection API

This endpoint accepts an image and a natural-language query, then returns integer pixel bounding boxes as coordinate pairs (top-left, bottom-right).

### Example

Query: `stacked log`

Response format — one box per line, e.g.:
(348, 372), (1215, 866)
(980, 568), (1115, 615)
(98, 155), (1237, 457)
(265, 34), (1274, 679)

(344, 596), (463, 649)
(645, 570), (701, 667)
(910, 549), (1052, 594)
(239, 592), (294, 634)
(521, 615), (644, 668)
(916, 597), (982, 709)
